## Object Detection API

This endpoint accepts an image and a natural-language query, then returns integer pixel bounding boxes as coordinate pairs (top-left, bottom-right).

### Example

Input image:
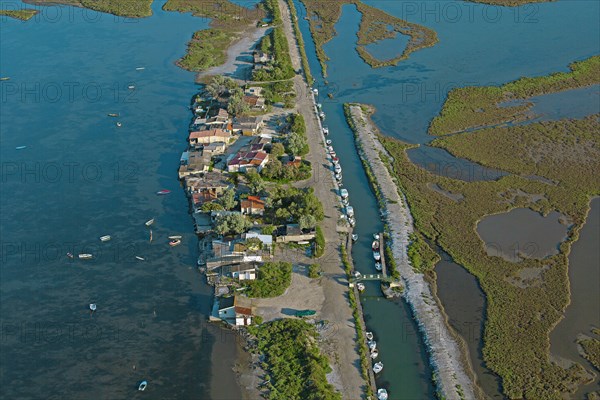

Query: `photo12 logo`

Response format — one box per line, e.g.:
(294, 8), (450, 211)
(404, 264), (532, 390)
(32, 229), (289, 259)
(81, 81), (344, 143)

(1, 161), (140, 184)
(1, 81), (139, 104)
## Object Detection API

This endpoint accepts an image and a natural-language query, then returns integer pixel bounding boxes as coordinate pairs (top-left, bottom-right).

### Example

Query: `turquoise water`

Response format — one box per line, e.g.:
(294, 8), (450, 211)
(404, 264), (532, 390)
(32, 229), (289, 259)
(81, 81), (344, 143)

(0, 1), (243, 398)
(295, 0), (598, 398)
(364, 32), (410, 62)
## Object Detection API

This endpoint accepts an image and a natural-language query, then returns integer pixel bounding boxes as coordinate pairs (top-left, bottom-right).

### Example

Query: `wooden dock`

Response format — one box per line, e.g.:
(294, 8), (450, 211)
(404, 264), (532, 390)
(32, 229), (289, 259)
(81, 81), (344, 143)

(378, 232), (388, 278)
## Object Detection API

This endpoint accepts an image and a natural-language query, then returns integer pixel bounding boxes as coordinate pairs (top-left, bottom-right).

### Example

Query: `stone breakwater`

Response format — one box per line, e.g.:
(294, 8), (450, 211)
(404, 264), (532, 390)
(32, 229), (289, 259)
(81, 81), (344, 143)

(347, 104), (477, 400)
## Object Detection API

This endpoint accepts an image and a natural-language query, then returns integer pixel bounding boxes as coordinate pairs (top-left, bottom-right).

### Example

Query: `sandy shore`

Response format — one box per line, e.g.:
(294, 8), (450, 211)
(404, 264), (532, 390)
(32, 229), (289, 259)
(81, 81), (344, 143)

(348, 104), (478, 400)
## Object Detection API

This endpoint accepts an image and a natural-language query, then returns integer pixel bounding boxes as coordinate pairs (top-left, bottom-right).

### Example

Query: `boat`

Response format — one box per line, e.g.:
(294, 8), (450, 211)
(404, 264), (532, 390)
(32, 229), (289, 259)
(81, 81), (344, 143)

(351, 234), (358, 241)
(0, 77), (10, 81)
(100, 235), (111, 242)
(312, 88), (319, 95)
(357, 283), (365, 292)
(322, 127), (329, 135)
(149, 230), (153, 243)
(116, 122), (122, 127)
(340, 189), (349, 199)
(327, 145), (334, 153)
(89, 303), (97, 311)
(319, 112), (326, 120)
(169, 239), (181, 247)
(368, 340), (377, 351)
(135, 256), (145, 261)
(373, 251), (381, 261)
(375, 262), (382, 271)
(168, 235), (182, 240)
(66, 252), (74, 259)
(317, 103), (322, 109)
(348, 217), (356, 227)
(346, 206), (354, 217)
(366, 331), (374, 341)
(145, 218), (154, 226)
(107, 113), (119, 117)
(156, 189), (171, 195)
(138, 380), (148, 391)
(372, 240), (380, 250)
(79, 254), (93, 260)
(371, 349), (379, 359)
(373, 361), (383, 374)
(128, 85), (135, 89)
(15, 146), (27, 150)
(354, 271), (362, 279)
(373, 233), (380, 240)
(135, 67), (146, 71)
(335, 173), (342, 181)
(326, 139), (332, 145)
(334, 165), (342, 174)
(377, 388), (388, 400)
(331, 156), (339, 163)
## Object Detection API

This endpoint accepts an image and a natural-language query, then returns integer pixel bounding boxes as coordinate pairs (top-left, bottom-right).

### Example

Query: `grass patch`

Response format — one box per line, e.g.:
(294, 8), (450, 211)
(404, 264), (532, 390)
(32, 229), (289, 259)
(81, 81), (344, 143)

(246, 261), (292, 298)
(247, 318), (341, 399)
(308, 263), (321, 278)
(313, 225), (325, 258)
(22, 0), (153, 17)
(407, 232), (440, 273)
(285, 0), (313, 84)
(579, 331), (600, 371)
(252, 26), (295, 81)
(177, 28), (236, 71)
(0, 9), (38, 20)
(429, 56), (600, 135)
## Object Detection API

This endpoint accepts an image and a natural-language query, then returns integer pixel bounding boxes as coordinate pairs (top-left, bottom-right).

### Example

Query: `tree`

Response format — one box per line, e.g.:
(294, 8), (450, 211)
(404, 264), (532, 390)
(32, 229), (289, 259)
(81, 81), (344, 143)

(299, 214), (317, 230)
(227, 90), (249, 116)
(214, 213), (251, 236)
(246, 170), (266, 195)
(206, 75), (226, 99)
(286, 132), (307, 156)
(201, 202), (224, 213)
(270, 142), (285, 159)
(218, 188), (238, 210)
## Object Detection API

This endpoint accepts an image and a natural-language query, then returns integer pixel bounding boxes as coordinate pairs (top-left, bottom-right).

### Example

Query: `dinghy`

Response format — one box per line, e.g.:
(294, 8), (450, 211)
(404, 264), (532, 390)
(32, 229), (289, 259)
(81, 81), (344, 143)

(377, 388), (388, 400)
(100, 235), (111, 242)
(135, 256), (145, 261)
(169, 239), (181, 247)
(373, 362), (383, 374)
(145, 218), (154, 226)
(156, 189), (171, 195)
(79, 254), (93, 260)
(15, 146), (27, 150)
(138, 380), (148, 391)
(89, 303), (97, 312)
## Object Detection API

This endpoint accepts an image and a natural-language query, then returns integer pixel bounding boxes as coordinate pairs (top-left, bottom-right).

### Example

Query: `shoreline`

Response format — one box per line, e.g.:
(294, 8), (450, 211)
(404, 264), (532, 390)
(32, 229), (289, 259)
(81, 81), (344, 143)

(345, 103), (478, 400)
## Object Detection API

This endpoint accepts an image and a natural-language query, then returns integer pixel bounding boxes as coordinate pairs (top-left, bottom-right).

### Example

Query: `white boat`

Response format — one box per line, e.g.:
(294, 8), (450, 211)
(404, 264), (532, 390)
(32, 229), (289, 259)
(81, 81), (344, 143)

(346, 206), (354, 217)
(340, 189), (349, 199)
(348, 217), (356, 227)
(356, 283), (365, 292)
(145, 218), (154, 226)
(326, 139), (332, 145)
(373, 233), (380, 240)
(312, 88), (319, 95)
(169, 235), (182, 240)
(372, 240), (380, 250)
(335, 173), (342, 181)
(116, 122), (122, 127)
(89, 303), (97, 311)
(334, 165), (342, 174)
(373, 361), (383, 374)
(79, 254), (93, 260)
(100, 235), (111, 242)
(128, 85), (135, 89)
(138, 380), (148, 391)
(322, 127), (329, 135)
(377, 388), (388, 400)
(327, 145), (334, 153)
(375, 262), (382, 271)
(136, 67), (145, 71)
(366, 331), (374, 341)
(319, 112), (326, 120)
(351, 234), (358, 241)
(371, 349), (379, 359)
(317, 103), (322, 109)
(368, 340), (377, 351)
(15, 146), (27, 150)
(354, 271), (362, 279)
(135, 256), (145, 261)
(373, 252), (381, 261)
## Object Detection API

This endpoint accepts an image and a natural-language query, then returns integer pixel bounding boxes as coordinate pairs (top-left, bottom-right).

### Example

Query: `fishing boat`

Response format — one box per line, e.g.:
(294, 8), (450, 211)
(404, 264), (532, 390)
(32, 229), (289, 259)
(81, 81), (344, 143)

(357, 283), (365, 292)
(145, 218), (155, 226)
(327, 145), (334, 153)
(377, 388), (388, 400)
(0, 77), (10, 81)
(66, 252), (74, 259)
(169, 239), (181, 247)
(319, 112), (326, 120)
(348, 217), (356, 227)
(368, 341), (377, 351)
(135, 256), (145, 261)
(346, 206), (354, 218)
(372, 240), (380, 250)
(371, 349), (379, 359)
(354, 271), (362, 279)
(373, 362), (383, 374)
(312, 88), (319, 95)
(340, 189), (349, 199)
(128, 85), (135, 89)
(149, 230), (153, 243)
(138, 380), (148, 391)
(168, 235), (182, 240)
(89, 303), (97, 312)
(136, 67), (146, 71)
(317, 103), (322, 109)
(351, 234), (358, 241)
(100, 235), (111, 242)
(116, 122), (122, 127)
(334, 165), (342, 174)
(373, 233), (380, 240)
(79, 254), (93, 260)
(107, 113), (119, 117)
(331, 156), (339, 164)
(366, 331), (374, 341)
(326, 139), (332, 145)
(15, 146), (27, 150)
(373, 252), (381, 261)
(322, 127), (329, 135)
(375, 262), (382, 271)
(335, 173), (342, 181)
(156, 189), (171, 195)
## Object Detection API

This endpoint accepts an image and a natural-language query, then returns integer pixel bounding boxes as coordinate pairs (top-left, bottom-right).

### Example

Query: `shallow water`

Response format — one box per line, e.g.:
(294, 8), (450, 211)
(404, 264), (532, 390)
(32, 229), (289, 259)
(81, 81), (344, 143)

(0, 1), (241, 398)
(364, 32), (410, 62)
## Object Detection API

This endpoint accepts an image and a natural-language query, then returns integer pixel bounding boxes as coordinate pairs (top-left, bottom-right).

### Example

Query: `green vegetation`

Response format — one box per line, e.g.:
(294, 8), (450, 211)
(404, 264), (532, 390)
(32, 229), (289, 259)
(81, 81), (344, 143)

(579, 332), (600, 371)
(163, 0), (262, 72)
(0, 9), (38, 20)
(285, 0), (313, 84)
(283, 113), (309, 156)
(214, 213), (251, 235)
(467, 0), (554, 5)
(429, 56), (600, 135)
(261, 158), (312, 182)
(246, 261), (292, 298)
(247, 318), (341, 399)
(252, 26), (296, 81)
(264, 187), (324, 225)
(27, 0), (153, 17)
(407, 232), (440, 273)
(299, 0), (438, 76)
(377, 106), (599, 398)
(218, 187), (238, 210)
(256, 81), (296, 107)
(314, 225), (325, 258)
(261, 0), (281, 25)
(308, 263), (321, 278)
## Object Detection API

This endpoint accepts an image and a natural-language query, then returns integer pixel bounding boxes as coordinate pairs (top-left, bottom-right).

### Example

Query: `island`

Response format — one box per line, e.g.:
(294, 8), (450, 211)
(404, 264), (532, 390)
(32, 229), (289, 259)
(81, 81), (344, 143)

(0, 9), (39, 20)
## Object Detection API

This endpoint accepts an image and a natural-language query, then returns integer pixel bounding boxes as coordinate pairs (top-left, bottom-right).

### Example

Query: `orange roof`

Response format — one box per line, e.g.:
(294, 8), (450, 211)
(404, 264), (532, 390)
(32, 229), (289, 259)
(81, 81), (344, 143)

(235, 306), (252, 316)
(189, 129), (230, 139)
(241, 198), (265, 210)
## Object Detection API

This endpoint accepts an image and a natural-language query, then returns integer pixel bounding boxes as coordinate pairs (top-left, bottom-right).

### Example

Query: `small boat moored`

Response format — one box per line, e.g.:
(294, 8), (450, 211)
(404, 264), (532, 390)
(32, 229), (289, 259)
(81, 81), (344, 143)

(356, 283), (365, 292)
(366, 331), (374, 341)
(371, 349), (379, 359)
(373, 233), (380, 240)
(322, 126), (329, 135)
(334, 164), (342, 174)
(145, 218), (155, 226)
(375, 262), (382, 271)
(156, 189), (171, 195)
(169, 239), (181, 247)
(325, 139), (332, 145)
(373, 361), (384, 374)
(100, 235), (111, 242)
(368, 340), (377, 351)
(351, 234), (358, 241)
(312, 88), (319, 95)
(319, 112), (326, 120)
(354, 271), (362, 279)
(373, 252), (381, 261)
(138, 380), (148, 391)
(168, 235), (182, 240)
(335, 173), (342, 181)
(79, 254), (93, 260)
(377, 388), (388, 400)
(348, 216), (356, 227)
(340, 189), (349, 199)
(372, 240), (380, 250)
(346, 206), (354, 218)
